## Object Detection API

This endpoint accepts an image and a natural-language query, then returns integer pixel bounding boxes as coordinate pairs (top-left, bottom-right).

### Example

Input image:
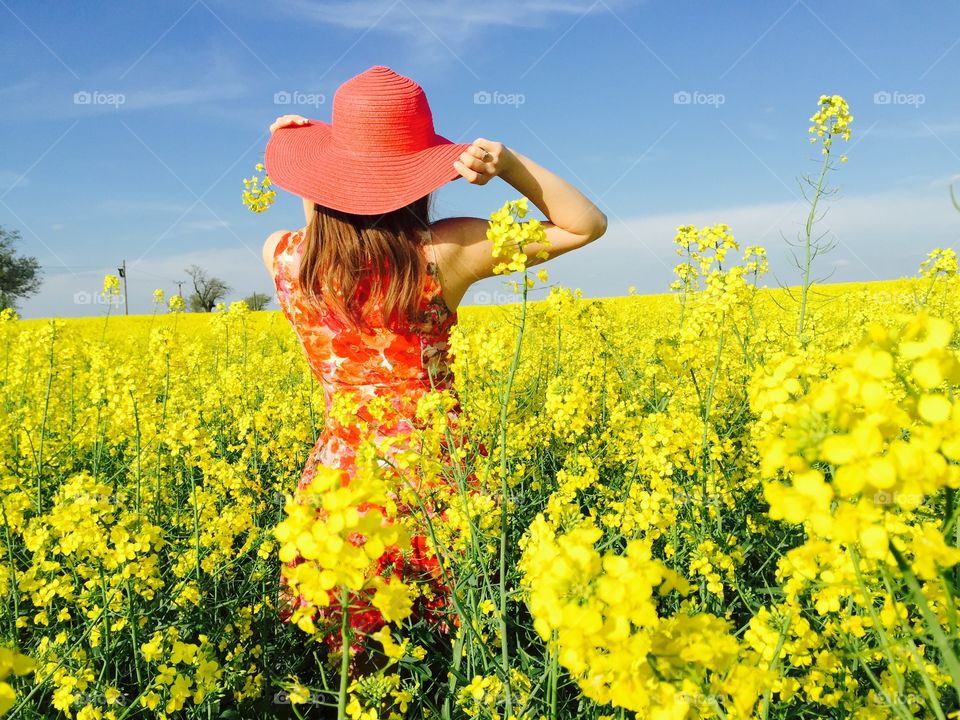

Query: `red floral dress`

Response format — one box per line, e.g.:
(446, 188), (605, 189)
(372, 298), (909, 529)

(271, 226), (466, 655)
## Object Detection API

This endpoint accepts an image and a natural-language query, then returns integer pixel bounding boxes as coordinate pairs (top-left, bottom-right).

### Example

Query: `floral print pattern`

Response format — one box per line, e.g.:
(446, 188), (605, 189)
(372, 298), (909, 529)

(271, 226), (465, 637)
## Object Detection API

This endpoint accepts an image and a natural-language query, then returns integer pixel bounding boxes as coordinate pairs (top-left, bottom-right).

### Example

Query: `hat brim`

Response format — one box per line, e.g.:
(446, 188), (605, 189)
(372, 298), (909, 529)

(264, 120), (473, 215)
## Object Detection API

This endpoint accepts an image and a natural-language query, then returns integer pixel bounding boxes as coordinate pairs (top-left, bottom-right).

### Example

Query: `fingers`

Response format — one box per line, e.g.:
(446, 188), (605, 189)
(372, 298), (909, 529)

(458, 144), (498, 171)
(453, 160), (490, 185)
(469, 138), (500, 161)
(270, 115), (309, 133)
(463, 144), (490, 163)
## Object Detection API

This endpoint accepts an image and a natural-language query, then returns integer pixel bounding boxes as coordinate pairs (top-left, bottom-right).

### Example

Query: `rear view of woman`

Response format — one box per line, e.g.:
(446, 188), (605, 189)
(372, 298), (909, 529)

(262, 64), (606, 667)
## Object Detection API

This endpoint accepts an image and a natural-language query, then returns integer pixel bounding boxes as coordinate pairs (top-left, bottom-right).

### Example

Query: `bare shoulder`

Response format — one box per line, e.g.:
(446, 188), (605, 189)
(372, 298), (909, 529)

(262, 229), (291, 274)
(428, 216), (482, 248)
(427, 216), (490, 284)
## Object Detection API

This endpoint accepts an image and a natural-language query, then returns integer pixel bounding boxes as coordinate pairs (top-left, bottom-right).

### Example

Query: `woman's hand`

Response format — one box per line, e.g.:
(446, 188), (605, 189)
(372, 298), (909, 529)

(270, 114), (310, 134)
(453, 138), (515, 185)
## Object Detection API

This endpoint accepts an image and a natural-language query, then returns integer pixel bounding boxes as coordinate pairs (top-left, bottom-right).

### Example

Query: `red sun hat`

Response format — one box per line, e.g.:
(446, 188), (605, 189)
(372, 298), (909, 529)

(264, 65), (472, 216)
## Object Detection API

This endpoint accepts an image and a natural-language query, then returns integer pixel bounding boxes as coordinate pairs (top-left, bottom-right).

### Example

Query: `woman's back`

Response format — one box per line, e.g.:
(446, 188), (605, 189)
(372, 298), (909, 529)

(274, 225), (456, 378)
(271, 224), (460, 466)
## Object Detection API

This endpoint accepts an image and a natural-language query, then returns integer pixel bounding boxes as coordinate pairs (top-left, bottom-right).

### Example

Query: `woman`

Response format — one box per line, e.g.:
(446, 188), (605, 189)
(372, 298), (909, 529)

(262, 65), (607, 662)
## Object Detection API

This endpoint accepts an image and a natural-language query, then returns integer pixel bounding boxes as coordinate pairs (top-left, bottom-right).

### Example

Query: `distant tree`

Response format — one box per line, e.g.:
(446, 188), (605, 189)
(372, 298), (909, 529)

(242, 292), (272, 311)
(0, 226), (42, 312)
(951, 181), (959, 213)
(185, 264), (231, 312)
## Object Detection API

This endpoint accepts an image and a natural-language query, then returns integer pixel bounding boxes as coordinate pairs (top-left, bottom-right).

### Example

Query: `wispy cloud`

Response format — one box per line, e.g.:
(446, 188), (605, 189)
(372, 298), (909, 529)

(181, 219), (231, 232)
(2, 37), (251, 122)
(272, 0), (632, 38)
(20, 187), (960, 319)
(123, 82), (248, 110)
(100, 198), (196, 215)
(466, 188), (960, 301)
(868, 120), (960, 140)
(21, 245), (276, 320)
(0, 79), (38, 97)
(0, 170), (30, 192)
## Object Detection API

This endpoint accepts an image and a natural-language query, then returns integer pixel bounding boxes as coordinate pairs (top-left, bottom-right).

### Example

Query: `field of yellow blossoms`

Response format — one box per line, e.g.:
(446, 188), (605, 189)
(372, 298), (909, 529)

(2, 95), (960, 719)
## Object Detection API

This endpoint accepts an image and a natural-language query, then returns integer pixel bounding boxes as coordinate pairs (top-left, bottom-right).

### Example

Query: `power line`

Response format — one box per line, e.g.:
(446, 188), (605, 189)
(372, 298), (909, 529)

(39, 263), (182, 285)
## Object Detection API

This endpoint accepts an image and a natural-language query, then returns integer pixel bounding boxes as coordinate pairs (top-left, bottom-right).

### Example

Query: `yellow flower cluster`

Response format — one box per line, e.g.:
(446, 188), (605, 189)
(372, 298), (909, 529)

(102, 273), (121, 296)
(242, 162), (277, 213)
(808, 94), (853, 155)
(487, 197), (551, 290)
(919, 247), (958, 279)
(519, 512), (769, 714)
(455, 669), (532, 720)
(749, 311), (960, 706)
(341, 627), (424, 719)
(752, 312), (960, 534)
(273, 446), (413, 634)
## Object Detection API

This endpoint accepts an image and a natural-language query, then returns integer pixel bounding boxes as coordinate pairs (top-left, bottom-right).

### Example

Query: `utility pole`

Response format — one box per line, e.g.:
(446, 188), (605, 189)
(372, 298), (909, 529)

(118, 260), (129, 315)
(176, 281), (184, 298)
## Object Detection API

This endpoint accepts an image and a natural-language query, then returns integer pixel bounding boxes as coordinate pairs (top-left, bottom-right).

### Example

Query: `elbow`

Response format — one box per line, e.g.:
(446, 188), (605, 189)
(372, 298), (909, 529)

(587, 210), (608, 243)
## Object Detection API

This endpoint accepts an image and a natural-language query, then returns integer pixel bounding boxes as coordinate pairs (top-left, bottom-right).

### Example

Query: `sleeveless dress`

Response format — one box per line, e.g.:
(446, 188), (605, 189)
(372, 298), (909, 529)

(271, 225), (465, 651)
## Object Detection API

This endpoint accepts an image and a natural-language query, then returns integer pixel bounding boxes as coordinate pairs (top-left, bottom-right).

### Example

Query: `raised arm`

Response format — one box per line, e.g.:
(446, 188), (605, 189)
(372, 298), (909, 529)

(447, 140), (607, 286)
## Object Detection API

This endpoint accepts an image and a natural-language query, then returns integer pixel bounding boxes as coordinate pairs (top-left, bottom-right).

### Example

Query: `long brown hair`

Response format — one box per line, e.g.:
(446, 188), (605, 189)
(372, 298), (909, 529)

(297, 193), (434, 333)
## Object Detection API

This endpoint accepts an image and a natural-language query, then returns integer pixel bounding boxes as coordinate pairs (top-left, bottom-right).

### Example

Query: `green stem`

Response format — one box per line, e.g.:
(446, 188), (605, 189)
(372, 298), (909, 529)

(848, 545), (912, 712)
(36, 321), (57, 513)
(338, 585), (351, 720)
(797, 150), (831, 345)
(887, 541), (960, 696)
(497, 275), (528, 720)
(548, 630), (558, 720)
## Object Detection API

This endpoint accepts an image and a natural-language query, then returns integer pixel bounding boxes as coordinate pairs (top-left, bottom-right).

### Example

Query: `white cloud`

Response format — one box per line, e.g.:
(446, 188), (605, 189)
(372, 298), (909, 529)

(181, 219), (231, 232)
(20, 245), (274, 320)
(18, 188), (960, 318)
(0, 80), (37, 96)
(121, 83), (248, 110)
(100, 198), (194, 215)
(867, 120), (960, 140)
(464, 188), (960, 301)
(272, 0), (634, 38)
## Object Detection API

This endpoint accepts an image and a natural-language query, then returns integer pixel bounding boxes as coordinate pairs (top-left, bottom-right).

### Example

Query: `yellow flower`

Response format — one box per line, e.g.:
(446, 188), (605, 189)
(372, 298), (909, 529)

(102, 274), (121, 295)
(808, 93), (853, 153)
(242, 161), (277, 213)
(372, 578), (414, 623)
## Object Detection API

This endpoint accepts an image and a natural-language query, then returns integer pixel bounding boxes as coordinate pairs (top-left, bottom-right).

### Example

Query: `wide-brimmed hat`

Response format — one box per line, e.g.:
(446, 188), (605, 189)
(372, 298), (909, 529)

(264, 65), (471, 215)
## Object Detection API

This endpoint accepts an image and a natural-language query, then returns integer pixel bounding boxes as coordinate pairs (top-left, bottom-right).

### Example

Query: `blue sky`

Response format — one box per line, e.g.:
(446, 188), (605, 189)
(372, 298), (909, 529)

(2, 0), (959, 318)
